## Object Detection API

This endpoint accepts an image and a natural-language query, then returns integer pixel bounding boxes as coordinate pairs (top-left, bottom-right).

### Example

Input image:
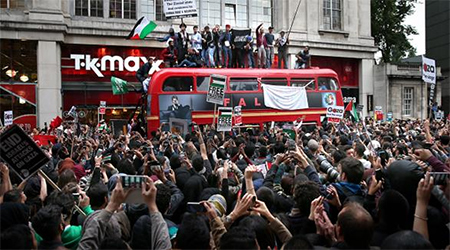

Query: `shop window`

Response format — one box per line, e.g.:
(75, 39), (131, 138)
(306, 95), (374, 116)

(230, 78), (258, 91)
(291, 78), (315, 90)
(1, 0), (25, 9)
(261, 78), (287, 86)
(403, 87), (413, 116)
(323, 0), (342, 30)
(1, 40), (38, 83)
(318, 77), (339, 90)
(110, 0), (136, 19)
(75, 0), (103, 17)
(196, 76), (210, 92)
(163, 77), (194, 92)
(155, 0), (166, 21)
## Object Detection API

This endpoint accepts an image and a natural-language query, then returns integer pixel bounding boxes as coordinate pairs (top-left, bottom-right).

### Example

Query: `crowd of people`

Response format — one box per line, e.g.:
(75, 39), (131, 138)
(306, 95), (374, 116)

(0, 116), (449, 249)
(157, 23), (307, 69)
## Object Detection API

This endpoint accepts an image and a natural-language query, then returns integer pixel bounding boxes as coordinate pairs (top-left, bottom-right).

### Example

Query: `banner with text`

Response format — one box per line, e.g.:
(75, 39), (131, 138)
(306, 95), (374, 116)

(4, 110), (13, 126)
(422, 56), (436, 84)
(217, 107), (232, 132)
(163, 0), (198, 19)
(326, 106), (345, 119)
(207, 74), (227, 105)
(234, 106), (242, 125)
(0, 125), (50, 180)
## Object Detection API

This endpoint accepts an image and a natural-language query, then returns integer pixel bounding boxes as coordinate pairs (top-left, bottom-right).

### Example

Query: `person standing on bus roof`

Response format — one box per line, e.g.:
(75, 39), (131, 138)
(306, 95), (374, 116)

(265, 26), (275, 69)
(276, 30), (289, 69)
(191, 25), (202, 58)
(244, 35), (255, 68)
(161, 38), (178, 68)
(256, 23), (266, 68)
(177, 23), (189, 61)
(212, 25), (222, 68)
(220, 24), (233, 68)
(136, 56), (154, 93)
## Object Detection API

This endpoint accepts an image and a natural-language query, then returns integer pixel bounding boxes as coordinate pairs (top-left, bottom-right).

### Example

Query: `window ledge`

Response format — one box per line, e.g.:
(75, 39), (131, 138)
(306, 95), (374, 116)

(318, 29), (349, 38)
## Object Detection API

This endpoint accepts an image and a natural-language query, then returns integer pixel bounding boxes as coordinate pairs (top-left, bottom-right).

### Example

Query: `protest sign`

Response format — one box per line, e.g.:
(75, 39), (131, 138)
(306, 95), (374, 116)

(234, 106), (242, 125)
(0, 125), (50, 180)
(217, 107), (232, 132)
(163, 0), (198, 19)
(100, 101), (106, 107)
(4, 110), (13, 126)
(68, 106), (77, 118)
(326, 106), (345, 119)
(207, 74), (227, 105)
(99, 107), (106, 115)
(422, 56), (436, 84)
(357, 104), (364, 112)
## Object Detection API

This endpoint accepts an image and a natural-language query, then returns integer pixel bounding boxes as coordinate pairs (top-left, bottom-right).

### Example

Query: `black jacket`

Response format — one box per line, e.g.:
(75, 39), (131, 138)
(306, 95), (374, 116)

(136, 62), (151, 83)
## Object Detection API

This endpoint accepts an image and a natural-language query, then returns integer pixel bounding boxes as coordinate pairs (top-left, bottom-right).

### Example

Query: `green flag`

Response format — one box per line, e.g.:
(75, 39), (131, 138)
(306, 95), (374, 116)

(111, 76), (129, 95)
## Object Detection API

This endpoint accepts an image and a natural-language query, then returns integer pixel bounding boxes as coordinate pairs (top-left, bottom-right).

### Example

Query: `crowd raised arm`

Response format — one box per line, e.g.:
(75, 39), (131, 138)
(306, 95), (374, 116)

(0, 117), (449, 249)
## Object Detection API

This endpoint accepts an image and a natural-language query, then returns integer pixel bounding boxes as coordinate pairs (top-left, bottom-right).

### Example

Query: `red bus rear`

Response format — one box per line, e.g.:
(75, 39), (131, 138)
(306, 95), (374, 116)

(146, 68), (343, 135)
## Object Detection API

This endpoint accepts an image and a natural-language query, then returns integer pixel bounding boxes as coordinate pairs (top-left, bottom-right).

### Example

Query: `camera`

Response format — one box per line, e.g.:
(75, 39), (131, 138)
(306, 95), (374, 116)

(317, 155), (340, 182)
(162, 140), (170, 148)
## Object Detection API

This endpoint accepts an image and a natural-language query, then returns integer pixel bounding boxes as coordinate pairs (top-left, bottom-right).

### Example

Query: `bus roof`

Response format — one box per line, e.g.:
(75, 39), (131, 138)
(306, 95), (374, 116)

(151, 67), (339, 79)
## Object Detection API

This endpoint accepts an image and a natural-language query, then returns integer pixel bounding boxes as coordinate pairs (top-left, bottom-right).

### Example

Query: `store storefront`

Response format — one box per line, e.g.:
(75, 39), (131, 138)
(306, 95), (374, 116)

(312, 56), (360, 105)
(61, 44), (163, 125)
(0, 39), (38, 129)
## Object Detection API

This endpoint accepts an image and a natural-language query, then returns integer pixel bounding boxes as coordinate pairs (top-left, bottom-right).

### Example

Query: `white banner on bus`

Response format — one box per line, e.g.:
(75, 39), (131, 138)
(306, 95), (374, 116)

(262, 84), (309, 110)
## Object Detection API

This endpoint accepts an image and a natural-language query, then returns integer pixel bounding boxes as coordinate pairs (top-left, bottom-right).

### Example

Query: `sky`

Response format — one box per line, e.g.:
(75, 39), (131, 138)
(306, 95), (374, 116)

(404, 0), (425, 55)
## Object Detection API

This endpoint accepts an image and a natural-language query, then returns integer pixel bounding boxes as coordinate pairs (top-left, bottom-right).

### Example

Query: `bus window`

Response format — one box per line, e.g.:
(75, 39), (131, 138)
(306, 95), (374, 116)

(318, 77), (339, 91)
(229, 78), (259, 91)
(163, 76), (194, 92)
(291, 78), (315, 90)
(261, 78), (288, 86)
(196, 76), (210, 91)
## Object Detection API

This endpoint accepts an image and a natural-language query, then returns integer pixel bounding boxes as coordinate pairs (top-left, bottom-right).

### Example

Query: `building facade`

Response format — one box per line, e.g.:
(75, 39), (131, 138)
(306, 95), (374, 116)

(426, 0), (450, 116)
(374, 61), (442, 120)
(0, 0), (376, 128)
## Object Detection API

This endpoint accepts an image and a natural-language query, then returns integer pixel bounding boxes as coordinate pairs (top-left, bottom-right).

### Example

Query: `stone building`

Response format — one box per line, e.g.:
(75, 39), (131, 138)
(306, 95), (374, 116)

(374, 57), (443, 120)
(0, 0), (376, 127)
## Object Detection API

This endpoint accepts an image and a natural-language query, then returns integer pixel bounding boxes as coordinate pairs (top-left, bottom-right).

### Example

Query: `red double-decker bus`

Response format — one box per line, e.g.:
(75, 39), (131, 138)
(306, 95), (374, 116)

(146, 68), (343, 135)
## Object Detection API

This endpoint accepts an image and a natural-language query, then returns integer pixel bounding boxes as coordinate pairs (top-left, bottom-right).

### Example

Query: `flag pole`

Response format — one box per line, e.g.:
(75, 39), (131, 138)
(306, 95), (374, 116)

(38, 169), (86, 216)
(212, 104), (217, 126)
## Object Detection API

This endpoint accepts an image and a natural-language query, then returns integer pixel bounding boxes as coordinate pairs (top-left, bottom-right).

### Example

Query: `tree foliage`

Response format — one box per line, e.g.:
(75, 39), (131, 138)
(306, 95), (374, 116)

(371, 0), (418, 63)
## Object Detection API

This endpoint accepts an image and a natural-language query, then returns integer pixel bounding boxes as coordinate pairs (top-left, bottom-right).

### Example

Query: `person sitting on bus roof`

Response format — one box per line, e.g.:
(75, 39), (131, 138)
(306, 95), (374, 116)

(178, 48), (203, 68)
(295, 46), (310, 69)
(136, 57), (154, 93)
(161, 38), (178, 68)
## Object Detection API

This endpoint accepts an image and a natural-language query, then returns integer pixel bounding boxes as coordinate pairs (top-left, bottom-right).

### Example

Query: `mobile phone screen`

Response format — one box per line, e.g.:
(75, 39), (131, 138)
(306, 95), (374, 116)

(121, 175), (145, 189)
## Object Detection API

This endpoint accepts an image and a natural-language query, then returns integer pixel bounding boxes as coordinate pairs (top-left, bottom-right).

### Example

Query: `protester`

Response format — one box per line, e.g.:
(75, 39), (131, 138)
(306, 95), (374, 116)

(256, 23), (267, 68)
(201, 26), (214, 67)
(160, 38), (178, 68)
(136, 56), (154, 92)
(177, 23), (189, 61)
(276, 30), (289, 69)
(265, 26), (275, 68)
(295, 46), (311, 69)
(220, 24), (233, 68)
(1, 116), (449, 249)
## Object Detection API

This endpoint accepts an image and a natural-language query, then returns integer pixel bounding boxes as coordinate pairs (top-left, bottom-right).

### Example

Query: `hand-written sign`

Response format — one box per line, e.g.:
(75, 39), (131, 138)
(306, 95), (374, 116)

(0, 125), (50, 180)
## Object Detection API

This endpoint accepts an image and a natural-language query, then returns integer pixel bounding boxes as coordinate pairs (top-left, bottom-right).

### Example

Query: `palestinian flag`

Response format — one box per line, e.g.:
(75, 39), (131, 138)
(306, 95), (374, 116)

(111, 76), (129, 95)
(126, 16), (157, 40)
(345, 100), (359, 122)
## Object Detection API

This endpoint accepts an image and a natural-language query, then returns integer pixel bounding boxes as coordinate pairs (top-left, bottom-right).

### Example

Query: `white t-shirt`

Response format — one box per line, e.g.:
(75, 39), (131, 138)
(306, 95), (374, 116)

(359, 158), (372, 170)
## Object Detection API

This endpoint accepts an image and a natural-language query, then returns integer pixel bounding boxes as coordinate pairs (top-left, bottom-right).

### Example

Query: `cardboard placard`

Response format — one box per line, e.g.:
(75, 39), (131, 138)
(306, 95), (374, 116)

(326, 106), (345, 119)
(234, 106), (242, 125)
(4, 110), (13, 126)
(0, 125), (50, 180)
(206, 74), (227, 105)
(217, 107), (232, 132)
